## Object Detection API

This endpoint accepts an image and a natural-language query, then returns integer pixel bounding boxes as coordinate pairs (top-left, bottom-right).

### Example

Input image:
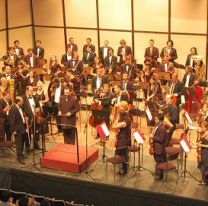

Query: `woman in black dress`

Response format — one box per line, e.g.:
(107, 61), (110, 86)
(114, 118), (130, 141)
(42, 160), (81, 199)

(112, 101), (131, 175)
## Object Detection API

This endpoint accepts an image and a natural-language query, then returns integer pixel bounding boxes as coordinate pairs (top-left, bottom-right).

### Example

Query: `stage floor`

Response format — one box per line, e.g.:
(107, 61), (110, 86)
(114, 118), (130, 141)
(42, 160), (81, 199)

(0, 140), (208, 203)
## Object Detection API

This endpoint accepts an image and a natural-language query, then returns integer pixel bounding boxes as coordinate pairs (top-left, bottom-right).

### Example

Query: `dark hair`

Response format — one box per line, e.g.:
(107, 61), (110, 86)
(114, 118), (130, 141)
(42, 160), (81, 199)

(36, 40), (41, 44)
(18, 196), (29, 206)
(149, 39), (154, 42)
(15, 96), (22, 104)
(8, 47), (14, 51)
(155, 113), (164, 122)
(86, 38), (92, 41)
(166, 40), (174, 46)
(0, 190), (12, 202)
(190, 47), (198, 55)
(27, 48), (33, 52)
(14, 40), (20, 44)
(108, 48), (114, 53)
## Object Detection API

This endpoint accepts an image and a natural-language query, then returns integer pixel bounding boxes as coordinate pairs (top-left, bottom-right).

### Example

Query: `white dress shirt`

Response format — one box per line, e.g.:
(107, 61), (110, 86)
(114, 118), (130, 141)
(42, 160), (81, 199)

(54, 85), (61, 103)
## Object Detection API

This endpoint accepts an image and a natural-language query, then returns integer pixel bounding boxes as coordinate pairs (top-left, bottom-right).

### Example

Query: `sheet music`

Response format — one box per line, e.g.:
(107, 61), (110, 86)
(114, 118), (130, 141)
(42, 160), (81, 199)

(133, 131), (145, 144)
(145, 107), (152, 121)
(185, 112), (193, 125)
(181, 95), (185, 104)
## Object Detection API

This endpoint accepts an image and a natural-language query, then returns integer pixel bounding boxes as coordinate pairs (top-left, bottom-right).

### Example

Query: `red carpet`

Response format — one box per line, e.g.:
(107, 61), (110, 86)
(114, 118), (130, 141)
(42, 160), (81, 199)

(40, 144), (99, 173)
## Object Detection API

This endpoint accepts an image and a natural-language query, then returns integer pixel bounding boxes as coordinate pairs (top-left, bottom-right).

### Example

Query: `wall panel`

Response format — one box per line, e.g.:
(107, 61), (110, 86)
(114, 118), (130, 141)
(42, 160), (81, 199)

(0, 31), (7, 69)
(0, 0), (6, 30)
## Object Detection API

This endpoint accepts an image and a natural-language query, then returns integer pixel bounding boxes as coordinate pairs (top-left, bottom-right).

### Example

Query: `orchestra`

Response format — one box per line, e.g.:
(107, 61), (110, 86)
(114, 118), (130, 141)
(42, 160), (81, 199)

(0, 37), (207, 184)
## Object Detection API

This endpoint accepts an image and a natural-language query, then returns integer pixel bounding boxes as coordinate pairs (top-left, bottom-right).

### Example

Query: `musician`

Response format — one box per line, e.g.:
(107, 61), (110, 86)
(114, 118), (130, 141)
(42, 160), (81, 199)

(198, 121), (208, 184)
(112, 101), (131, 175)
(48, 78), (65, 133)
(0, 77), (9, 99)
(83, 37), (95, 54)
(26, 71), (38, 87)
(83, 46), (96, 67)
(49, 55), (62, 76)
(67, 52), (83, 75)
(144, 39), (159, 68)
(9, 96), (27, 164)
(168, 73), (184, 106)
(152, 113), (167, 180)
(24, 48), (39, 68)
(0, 92), (12, 142)
(160, 40), (177, 64)
(61, 47), (73, 68)
(3, 47), (18, 67)
(1, 66), (15, 81)
(112, 84), (129, 107)
(15, 69), (28, 96)
(185, 47), (198, 67)
(58, 87), (80, 144)
(99, 40), (112, 64)
(120, 56), (137, 81)
(117, 39), (132, 64)
(121, 72), (135, 104)
(66, 37), (78, 52)
(104, 48), (117, 74)
(33, 40), (45, 59)
(34, 81), (47, 105)
(91, 67), (109, 93)
(14, 40), (24, 59)
(194, 55), (206, 83)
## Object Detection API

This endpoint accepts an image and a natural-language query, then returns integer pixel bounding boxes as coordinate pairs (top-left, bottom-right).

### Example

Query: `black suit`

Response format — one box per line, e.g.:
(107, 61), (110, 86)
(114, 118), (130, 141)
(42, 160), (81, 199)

(66, 43), (78, 52)
(67, 59), (83, 75)
(121, 64), (137, 81)
(33, 47), (45, 59)
(0, 98), (12, 141)
(104, 55), (117, 73)
(160, 47), (178, 62)
(61, 54), (72, 68)
(14, 47), (24, 59)
(144, 47), (159, 67)
(83, 44), (95, 54)
(91, 75), (109, 93)
(121, 80), (134, 104)
(82, 52), (96, 67)
(99, 46), (113, 63)
(24, 55), (39, 67)
(185, 54), (196, 67)
(9, 105), (26, 159)
(117, 46), (132, 63)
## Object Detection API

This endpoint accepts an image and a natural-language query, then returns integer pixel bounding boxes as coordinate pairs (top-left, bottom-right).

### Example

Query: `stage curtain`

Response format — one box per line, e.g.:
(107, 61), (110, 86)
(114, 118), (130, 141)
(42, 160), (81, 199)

(134, 0), (168, 32)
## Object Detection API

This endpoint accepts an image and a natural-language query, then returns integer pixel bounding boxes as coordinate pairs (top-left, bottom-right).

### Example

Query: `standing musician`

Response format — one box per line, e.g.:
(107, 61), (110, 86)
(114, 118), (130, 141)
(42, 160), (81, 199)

(33, 40), (45, 60)
(3, 47), (18, 68)
(67, 37), (78, 52)
(185, 47), (198, 67)
(193, 55), (206, 83)
(24, 48), (39, 68)
(112, 101), (131, 175)
(22, 86), (40, 150)
(151, 113), (167, 181)
(0, 92), (12, 142)
(15, 68), (28, 96)
(61, 47), (73, 68)
(83, 46), (96, 67)
(92, 67), (109, 94)
(14, 40), (25, 59)
(67, 52), (83, 75)
(83, 38), (96, 54)
(117, 39), (132, 64)
(9, 97), (27, 164)
(144, 39), (159, 68)
(104, 48), (118, 75)
(58, 87), (80, 145)
(198, 121), (208, 184)
(99, 40), (113, 64)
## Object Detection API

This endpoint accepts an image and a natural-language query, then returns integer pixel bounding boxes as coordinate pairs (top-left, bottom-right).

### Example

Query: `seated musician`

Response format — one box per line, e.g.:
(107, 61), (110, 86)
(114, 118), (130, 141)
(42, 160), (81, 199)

(83, 46), (96, 67)
(2, 66), (15, 81)
(151, 113), (167, 180)
(104, 48), (117, 74)
(58, 87), (80, 145)
(33, 40), (45, 59)
(3, 47), (18, 68)
(168, 73), (184, 106)
(24, 48), (39, 68)
(67, 37), (78, 52)
(99, 40), (113, 64)
(117, 39), (132, 64)
(185, 47), (198, 67)
(26, 71), (38, 87)
(198, 121), (208, 184)
(83, 37), (96, 55)
(93, 57), (103, 74)
(14, 40), (25, 59)
(120, 56), (137, 81)
(67, 52), (83, 75)
(91, 67), (109, 94)
(61, 47), (73, 68)
(0, 91), (12, 142)
(112, 84), (129, 107)
(193, 55), (206, 84)
(49, 55), (62, 76)
(121, 72), (135, 105)
(144, 39), (159, 68)
(160, 40), (177, 70)
(112, 100), (131, 175)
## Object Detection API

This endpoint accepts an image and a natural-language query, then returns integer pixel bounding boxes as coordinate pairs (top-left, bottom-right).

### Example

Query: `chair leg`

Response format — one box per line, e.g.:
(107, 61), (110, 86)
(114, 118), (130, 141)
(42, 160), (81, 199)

(114, 164), (116, 181)
(106, 162), (108, 174)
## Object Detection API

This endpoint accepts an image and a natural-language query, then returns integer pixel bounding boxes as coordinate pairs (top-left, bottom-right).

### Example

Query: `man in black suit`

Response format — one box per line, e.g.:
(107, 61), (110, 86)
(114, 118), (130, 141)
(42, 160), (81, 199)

(14, 40), (24, 59)
(152, 113), (167, 180)
(117, 39), (132, 64)
(91, 67), (109, 93)
(112, 84), (129, 107)
(24, 48), (39, 68)
(22, 86), (40, 150)
(9, 96), (27, 164)
(58, 87), (80, 144)
(67, 52), (83, 75)
(3, 47), (18, 67)
(104, 48), (117, 74)
(83, 38), (95, 55)
(61, 47), (73, 68)
(0, 92), (12, 142)
(67, 37), (78, 52)
(185, 47), (198, 67)
(160, 40), (177, 63)
(82, 46), (96, 67)
(1, 66), (15, 81)
(99, 40), (112, 64)
(144, 39), (159, 68)
(33, 40), (45, 59)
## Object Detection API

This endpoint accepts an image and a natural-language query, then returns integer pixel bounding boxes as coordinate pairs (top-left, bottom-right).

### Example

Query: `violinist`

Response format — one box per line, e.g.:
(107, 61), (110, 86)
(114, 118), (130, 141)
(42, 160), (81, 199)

(67, 52), (83, 75)
(112, 101), (131, 175)
(93, 56), (103, 74)
(58, 87), (80, 145)
(49, 55), (62, 77)
(198, 121), (208, 184)
(26, 71), (38, 87)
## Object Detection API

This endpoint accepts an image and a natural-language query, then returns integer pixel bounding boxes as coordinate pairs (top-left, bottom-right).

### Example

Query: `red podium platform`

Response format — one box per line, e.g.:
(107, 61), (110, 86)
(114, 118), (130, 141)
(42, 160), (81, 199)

(40, 144), (99, 173)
